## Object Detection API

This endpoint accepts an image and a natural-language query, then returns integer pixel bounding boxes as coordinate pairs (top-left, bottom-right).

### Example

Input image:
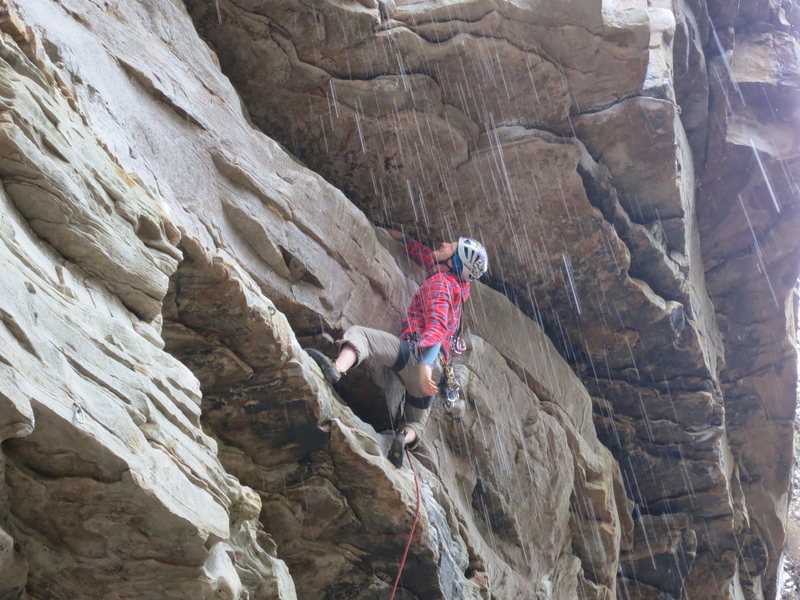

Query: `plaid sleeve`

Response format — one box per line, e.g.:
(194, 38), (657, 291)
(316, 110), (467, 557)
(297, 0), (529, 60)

(404, 238), (437, 274)
(417, 275), (453, 348)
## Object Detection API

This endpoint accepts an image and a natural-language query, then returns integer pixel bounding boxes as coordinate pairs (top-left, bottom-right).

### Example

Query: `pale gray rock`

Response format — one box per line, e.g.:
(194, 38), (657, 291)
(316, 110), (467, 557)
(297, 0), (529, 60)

(0, 11), (293, 599)
(0, 30), (181, 321)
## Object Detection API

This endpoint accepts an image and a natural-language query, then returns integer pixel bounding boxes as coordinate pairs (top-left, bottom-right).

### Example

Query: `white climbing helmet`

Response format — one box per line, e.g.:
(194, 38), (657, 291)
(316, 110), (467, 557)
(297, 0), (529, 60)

(453, 237), (489, 281)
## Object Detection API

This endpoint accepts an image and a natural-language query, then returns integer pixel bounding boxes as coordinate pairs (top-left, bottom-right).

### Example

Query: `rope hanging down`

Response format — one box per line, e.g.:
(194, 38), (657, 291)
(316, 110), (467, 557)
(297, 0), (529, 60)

(389, 448), (422, 600)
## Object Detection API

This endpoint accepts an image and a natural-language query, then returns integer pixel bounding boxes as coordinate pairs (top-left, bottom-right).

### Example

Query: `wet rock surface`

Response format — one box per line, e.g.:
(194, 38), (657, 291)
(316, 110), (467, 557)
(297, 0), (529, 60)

(185, 0), (800, 597)
(0, 0), (796, 599)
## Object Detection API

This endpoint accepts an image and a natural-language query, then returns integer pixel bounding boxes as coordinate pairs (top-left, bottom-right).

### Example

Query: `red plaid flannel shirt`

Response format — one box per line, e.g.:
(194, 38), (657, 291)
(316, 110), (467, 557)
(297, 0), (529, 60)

(399, 238), (470, 361)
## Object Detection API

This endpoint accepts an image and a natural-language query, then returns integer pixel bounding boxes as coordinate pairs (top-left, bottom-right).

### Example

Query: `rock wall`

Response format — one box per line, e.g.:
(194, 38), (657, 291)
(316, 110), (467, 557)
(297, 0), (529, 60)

(0, 0), (797, 599)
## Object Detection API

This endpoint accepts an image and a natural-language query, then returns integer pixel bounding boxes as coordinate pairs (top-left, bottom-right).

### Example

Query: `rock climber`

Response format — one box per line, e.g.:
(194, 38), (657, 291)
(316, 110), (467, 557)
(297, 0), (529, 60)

(306, 230), (489, 468)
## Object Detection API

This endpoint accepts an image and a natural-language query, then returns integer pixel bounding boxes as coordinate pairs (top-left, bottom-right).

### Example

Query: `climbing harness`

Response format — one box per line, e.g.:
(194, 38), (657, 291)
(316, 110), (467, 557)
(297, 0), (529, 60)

(389, 448), (421, 600)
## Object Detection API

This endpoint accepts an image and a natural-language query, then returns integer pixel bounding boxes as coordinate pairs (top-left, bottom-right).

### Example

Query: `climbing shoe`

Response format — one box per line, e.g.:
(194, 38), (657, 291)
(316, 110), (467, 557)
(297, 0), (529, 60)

(388, 431), (406, 468)
(304, 348), (342, 386)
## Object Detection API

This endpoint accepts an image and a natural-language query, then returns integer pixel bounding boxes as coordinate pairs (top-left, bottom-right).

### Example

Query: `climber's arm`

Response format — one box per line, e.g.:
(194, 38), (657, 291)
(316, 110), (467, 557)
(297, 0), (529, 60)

(417, 342), (441, 397)
(387, 229), (437, 272)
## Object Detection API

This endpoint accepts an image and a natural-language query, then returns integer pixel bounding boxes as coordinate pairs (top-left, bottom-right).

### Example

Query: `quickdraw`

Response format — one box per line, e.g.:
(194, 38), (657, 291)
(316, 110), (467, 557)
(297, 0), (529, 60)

(72, 401), (86, 424)
(440, 362), (460, 405)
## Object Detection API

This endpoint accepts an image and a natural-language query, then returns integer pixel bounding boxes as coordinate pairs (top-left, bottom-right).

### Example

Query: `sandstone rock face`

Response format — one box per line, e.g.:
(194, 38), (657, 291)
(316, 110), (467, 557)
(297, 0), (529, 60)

(0, 1), (796, 600)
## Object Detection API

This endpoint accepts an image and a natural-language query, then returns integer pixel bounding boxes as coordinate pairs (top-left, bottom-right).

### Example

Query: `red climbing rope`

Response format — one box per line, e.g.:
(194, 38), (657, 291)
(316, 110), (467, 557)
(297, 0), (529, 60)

(389, 448), (421, 600)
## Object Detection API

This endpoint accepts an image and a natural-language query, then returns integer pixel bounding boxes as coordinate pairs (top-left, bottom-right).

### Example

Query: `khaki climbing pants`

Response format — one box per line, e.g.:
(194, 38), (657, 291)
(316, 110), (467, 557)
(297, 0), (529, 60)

(340, 325), (442, 443)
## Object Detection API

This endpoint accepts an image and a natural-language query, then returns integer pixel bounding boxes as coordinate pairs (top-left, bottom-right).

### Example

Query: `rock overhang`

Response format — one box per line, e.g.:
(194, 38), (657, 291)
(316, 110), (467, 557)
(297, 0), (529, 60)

(183, 0), (800, 597)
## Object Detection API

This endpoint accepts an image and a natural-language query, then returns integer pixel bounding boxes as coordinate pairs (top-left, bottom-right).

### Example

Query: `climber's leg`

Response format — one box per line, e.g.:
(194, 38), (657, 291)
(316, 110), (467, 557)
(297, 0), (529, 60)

(338, 326), (404, 369)
(305, 326), (401, 386)
(334, 343), (358, 373)
(391, 350), (442, 455)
